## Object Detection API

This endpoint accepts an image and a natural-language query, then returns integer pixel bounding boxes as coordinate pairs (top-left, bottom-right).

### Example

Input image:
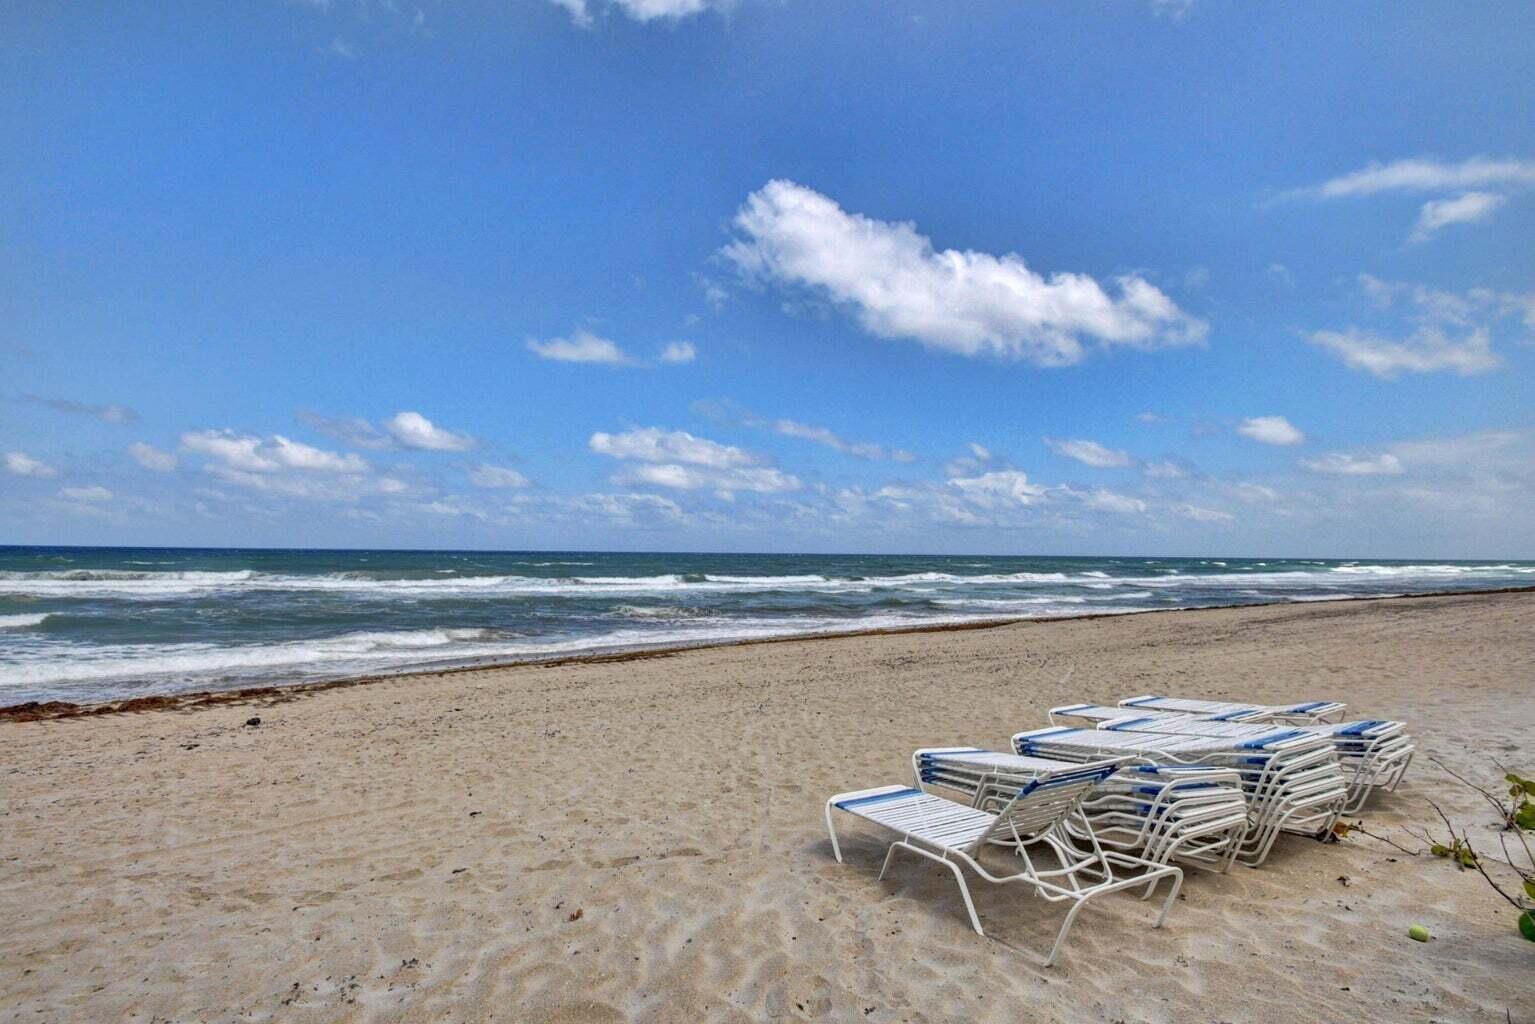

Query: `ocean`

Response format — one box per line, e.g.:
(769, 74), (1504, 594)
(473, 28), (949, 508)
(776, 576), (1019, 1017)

(1, 546), (1531, 706)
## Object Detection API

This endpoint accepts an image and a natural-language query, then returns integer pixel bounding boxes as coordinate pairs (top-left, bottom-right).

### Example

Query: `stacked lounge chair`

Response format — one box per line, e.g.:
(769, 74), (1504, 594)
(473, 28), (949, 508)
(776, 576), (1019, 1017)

(1049, 703), (1415, 812)
(1013, 725), (1348, 867)
(825, 756), (1183, 966)
(914, 746), (1249, 874)
(1118, 693), (1347, 724)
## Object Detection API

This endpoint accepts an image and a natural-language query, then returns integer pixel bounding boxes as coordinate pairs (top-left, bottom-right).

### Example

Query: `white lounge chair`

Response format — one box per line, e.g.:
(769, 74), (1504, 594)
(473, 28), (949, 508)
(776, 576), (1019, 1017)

(915, 745), (1249, 874)
(1014, 726), (1349, 867)
(825, 758), (1184, 966)
(1089, 711), (1413, 813)
(1118, 694), (1347, 724)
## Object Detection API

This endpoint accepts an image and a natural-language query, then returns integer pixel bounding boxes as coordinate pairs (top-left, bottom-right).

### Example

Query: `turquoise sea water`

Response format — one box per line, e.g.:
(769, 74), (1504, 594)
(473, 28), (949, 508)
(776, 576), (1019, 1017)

(1, 546), (1531, 705)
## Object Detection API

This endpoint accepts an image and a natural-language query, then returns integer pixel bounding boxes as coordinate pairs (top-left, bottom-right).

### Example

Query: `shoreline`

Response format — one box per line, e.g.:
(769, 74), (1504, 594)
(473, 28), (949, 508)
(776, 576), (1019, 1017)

(7, 583), (1534, 723)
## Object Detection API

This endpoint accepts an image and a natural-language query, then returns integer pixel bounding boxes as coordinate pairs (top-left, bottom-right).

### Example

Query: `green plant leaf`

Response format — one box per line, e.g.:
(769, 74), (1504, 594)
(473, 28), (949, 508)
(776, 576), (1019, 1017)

(1523, 878), (1535, 901)
(1430, 843), (1450, 857)
(1520, 911), (1535, 943)
(1515, 804), (1535, 831)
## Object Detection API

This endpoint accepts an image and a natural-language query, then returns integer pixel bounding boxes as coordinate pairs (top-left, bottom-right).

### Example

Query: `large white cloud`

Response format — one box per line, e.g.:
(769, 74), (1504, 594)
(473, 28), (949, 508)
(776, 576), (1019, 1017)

(385, 411), (477, 452)
(1237, 416), (1305, 446)
(722, 180), (1206, 366)
(4, 451), (58, 478)
(1045, 438), (1131, 468)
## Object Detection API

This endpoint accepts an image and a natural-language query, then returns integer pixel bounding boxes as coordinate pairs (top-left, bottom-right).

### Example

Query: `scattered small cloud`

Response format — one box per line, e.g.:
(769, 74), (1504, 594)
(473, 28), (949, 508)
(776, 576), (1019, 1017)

(298, 411), (394, 450)
(1044, 438), (1131, 468)
(723, 179), (1206, 367)
(589, 426), (799, 497)
(128, 442), (178, 472)
(22, 395), (138, 424)
(1238, 416), (1305, 446)
(1300, 452), (1405, 476)
(60, 485), (112, 502)
(385, 411), (477, 452)
(692, 399), (913, 462)
(181, 430), (371, 473)
(772, 419), (913, 462)
(948, 470), (1046, 507)
(1267, 263), (1294, 288)
(659, 341), (697, 364)
(1410, 191), (1507, 243)
(1295, 156), (1535, 199)
(1149, 0), (1196, 20)
(1308, 327), (1499, 378)
(527, 329), (636, 366)
(4, 451), (58, 478)
(1286, 157), (1532, 242)
(1306, 274), (1520, 378)
(1142, 459), (1189, 479)
(550, 0), (726, 27)
(469, 464), (530, 489)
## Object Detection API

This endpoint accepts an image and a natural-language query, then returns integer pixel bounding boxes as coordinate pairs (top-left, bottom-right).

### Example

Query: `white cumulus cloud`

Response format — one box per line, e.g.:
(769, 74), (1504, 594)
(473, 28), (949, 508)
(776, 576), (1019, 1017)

(722, 180), (1206, 367)
(1045, 438), (1131, 468)
(385, 411), (477, 452)
(181, 431), (371, 473)
(1237, 416), (1305, 446)
(4, 451), (58, 478)
(948, 470), (1046, 506)
(128, 442), (178, 472)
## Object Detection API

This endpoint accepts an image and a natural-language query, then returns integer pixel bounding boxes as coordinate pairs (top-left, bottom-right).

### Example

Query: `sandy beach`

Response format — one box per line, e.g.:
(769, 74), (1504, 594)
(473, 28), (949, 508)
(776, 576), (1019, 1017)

(3, 591), (1532, 1023)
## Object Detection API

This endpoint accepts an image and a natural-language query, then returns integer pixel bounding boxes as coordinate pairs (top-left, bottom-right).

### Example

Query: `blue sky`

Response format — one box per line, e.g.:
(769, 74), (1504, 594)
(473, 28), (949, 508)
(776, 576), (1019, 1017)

(2, 1), (1532, 556)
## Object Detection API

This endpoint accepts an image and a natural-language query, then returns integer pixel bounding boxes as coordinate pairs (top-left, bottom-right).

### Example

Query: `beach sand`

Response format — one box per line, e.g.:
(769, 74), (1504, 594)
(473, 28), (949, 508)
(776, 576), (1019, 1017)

(3, 591), (1532, 1023)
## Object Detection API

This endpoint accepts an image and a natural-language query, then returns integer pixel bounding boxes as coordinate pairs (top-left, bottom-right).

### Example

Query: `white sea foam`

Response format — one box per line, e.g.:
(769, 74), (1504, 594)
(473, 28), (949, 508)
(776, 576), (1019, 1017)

(0, 562), (1530, 602)
(0, 613), (1009, 694)
(0, 613), (51, 629)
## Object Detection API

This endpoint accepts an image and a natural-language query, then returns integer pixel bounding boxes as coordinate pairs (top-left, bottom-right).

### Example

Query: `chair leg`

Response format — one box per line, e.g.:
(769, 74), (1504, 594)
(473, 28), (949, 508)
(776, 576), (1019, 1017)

(883, 841), (983, 936)
(879, 842), (901, 880)
(1154, 868), (1183, 928)
(1043, 897), (1089, 968)
(825, 801), (843, 863)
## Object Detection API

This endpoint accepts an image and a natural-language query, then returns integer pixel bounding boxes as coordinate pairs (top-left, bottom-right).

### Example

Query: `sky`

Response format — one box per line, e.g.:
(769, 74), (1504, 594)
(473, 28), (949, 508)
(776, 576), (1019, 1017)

(1, 1), (1532, 557)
